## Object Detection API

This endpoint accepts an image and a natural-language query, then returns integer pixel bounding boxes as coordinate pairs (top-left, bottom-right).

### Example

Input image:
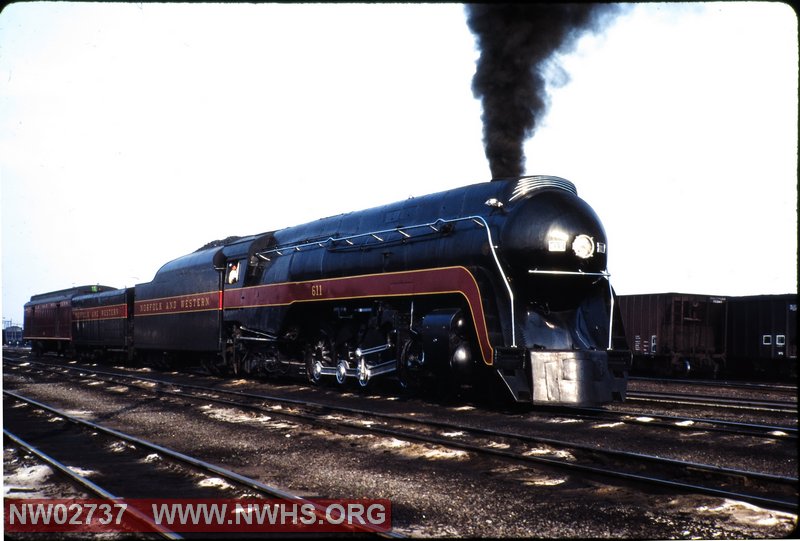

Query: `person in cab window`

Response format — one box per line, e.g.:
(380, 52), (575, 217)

(228, 262), (239, 284)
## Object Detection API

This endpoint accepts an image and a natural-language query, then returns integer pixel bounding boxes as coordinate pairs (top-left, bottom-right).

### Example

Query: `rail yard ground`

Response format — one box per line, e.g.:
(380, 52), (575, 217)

(3, 351), (798, 539)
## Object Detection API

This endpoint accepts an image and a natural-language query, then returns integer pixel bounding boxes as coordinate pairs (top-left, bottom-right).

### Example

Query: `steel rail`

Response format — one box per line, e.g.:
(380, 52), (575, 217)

(570, 406), (798, 440)
(3, 429), (182, 539)
(629, 376), (798, 393)
(2, 389), (404, 539)
(7, 359), (797, 513)
(8, 357), (797, 441)
(626, 391), (797, 412)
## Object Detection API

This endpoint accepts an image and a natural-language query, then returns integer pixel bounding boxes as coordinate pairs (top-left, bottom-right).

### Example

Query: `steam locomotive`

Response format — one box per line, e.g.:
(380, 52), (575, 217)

(23, 176), (630, 406)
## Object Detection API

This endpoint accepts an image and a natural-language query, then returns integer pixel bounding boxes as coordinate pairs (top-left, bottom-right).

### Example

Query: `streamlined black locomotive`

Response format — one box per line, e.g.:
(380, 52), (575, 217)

(24, 176), (630, 406)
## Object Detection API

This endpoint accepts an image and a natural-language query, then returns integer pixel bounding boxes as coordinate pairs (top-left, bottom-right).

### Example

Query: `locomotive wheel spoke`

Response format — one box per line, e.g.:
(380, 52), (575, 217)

(306, 334), (333, 385)
(398, 337), (425, 393)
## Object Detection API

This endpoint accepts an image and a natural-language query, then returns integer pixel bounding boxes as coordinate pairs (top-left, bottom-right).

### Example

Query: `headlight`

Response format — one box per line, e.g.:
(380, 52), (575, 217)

(572, 234), (595, 259)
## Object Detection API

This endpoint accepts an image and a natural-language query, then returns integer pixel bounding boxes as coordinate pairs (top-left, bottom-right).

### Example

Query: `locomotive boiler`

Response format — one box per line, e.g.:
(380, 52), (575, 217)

(24, 175), (630, 407)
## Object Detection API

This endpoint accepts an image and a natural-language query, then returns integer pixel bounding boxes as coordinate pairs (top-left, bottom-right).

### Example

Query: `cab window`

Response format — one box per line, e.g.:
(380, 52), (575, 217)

(227, 261), (241, 285)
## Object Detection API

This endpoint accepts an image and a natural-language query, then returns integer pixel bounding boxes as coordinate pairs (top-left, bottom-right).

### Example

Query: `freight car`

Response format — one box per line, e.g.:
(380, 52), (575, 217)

(726, 294), (797, 378)
(617, 292), (797, 378)
(24, 176), (631, 406)
(617, 293), (727, 377)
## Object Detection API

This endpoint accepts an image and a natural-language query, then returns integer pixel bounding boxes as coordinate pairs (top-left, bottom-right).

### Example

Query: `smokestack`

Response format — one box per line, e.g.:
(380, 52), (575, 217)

(465, 4), (620, 179)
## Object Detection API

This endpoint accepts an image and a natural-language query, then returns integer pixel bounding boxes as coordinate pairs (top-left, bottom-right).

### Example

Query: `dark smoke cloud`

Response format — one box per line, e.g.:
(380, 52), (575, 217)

(466, 3), (621, 179)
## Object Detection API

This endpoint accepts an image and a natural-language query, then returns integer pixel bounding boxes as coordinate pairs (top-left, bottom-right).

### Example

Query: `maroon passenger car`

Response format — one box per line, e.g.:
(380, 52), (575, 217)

(23, 285), (115, 355)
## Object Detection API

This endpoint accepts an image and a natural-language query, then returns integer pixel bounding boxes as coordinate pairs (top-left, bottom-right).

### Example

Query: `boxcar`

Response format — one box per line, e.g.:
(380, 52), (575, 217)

(23, 285), (116, 355)
(617, 293), (727, 376)
(726, 294), (797, 377)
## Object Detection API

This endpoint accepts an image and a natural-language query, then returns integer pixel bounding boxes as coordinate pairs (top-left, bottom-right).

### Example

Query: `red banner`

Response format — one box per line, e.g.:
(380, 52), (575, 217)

(4, 498), (392, 533)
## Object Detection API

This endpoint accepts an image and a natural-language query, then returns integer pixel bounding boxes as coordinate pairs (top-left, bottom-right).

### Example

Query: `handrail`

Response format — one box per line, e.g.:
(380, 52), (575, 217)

(256, 218), (464, 258)
(528, 269), (609, 277)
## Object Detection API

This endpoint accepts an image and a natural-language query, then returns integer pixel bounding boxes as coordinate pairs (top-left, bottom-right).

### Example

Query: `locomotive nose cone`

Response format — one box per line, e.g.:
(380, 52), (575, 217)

(499, 189), (608, 274)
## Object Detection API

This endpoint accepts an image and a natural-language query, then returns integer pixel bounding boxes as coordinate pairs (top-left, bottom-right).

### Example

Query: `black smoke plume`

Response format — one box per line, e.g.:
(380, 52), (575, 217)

(466, 4), (620, 179)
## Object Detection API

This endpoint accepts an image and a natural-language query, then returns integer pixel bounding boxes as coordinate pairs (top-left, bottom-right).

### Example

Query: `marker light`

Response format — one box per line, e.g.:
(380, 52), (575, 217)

(572, 234), (595, 259)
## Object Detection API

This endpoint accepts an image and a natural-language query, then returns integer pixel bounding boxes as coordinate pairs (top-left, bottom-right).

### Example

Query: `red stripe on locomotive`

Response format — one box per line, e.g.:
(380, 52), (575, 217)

(223, 267), (494, 366)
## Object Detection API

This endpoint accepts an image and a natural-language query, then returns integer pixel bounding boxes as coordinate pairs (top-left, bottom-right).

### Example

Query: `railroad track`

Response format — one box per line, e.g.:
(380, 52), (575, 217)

(3, 389), (400, 538)
(8, 356), (798, 440)
(7, 357), (797, 441)
(629, 376), (798, 394)
(560, 406), (797, 440)
(5, 357), (798, 513)
(4, 427), (176, 540)
(625, 390), (797, 413)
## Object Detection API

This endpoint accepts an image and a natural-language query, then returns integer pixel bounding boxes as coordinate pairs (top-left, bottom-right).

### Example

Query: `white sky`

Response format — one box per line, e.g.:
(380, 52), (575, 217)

(1, 2), (797, 325)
